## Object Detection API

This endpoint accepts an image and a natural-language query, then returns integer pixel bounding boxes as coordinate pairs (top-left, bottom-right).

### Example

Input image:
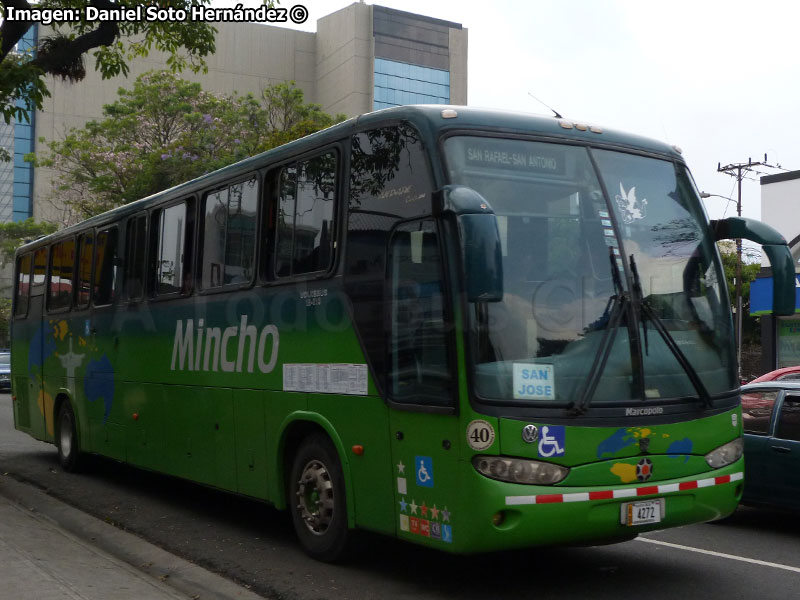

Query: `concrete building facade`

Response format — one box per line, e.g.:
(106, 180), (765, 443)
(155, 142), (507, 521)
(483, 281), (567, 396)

(3, 2), (467, 226)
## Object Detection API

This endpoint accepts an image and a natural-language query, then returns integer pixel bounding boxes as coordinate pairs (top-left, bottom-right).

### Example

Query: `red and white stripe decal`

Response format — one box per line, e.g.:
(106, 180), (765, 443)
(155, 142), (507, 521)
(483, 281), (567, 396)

(505, 472), (743, 506)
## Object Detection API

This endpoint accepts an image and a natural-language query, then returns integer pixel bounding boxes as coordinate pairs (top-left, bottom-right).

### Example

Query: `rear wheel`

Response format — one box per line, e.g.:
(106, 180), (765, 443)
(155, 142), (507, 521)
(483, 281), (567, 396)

(289, 433), (351, 561)
(56, 401), (82, 472)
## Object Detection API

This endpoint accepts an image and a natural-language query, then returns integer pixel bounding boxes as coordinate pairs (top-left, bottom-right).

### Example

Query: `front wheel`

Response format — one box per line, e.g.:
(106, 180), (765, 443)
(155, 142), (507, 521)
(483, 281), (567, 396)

(289, 433), (351, 561)
(56, 401), (82, 472)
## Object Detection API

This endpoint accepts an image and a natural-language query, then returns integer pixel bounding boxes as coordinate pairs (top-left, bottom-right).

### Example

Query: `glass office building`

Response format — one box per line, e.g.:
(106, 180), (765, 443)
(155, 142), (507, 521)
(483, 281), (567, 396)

(374, 58), (450, 110)
(0, 25), (36, 223)
(371, 6), (459, 111)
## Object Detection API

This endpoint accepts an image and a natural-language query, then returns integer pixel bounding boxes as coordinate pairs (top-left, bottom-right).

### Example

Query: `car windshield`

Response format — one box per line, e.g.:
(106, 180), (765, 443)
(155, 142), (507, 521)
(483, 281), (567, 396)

(443, 136), (736, 407)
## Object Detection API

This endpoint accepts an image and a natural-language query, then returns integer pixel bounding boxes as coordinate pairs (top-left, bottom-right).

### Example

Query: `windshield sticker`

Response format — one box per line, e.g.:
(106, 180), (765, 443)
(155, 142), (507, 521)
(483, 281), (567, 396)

(538, 425), (565, 458)
(615, 183), (648, 224)
(513, 363), (555, 400)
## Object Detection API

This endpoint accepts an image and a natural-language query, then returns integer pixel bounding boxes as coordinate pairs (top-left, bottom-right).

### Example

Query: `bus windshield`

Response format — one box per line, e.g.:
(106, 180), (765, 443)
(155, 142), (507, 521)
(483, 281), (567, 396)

(443, 136), (736, 407)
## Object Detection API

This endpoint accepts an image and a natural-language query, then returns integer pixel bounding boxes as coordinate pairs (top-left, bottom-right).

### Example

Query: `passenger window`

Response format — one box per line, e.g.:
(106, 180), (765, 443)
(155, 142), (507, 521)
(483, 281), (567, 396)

(75, 233), (94, 309)
(48, 239), (76, 312)
(155, 201), (191, 295)
(94, 227), (118, 306)
(125, 215), (147, 301)
(14, 253), (31, 317)
(776, 397), (800, 442)
(32, 247), (47, 289)
(275, 152), (336, 277)
(201, 176), (258, 289)
(741, 391), (778, 435)
(388, 220), (452, 405)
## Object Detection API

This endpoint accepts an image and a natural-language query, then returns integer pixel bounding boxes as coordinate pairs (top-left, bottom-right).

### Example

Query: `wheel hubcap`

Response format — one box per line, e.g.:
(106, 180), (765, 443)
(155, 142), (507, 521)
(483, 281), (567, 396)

(295, 459), (334, 535)
(59, 413), (72, 458)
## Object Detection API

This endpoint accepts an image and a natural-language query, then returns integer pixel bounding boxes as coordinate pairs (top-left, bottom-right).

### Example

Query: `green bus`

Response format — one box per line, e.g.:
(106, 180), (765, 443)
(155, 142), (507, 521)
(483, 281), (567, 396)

(11, 106), (795, 561)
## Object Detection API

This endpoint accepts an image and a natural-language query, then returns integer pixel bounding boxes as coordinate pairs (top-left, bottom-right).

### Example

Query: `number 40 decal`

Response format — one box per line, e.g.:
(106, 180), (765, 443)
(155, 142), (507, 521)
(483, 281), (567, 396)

(466, 420), (496, 451)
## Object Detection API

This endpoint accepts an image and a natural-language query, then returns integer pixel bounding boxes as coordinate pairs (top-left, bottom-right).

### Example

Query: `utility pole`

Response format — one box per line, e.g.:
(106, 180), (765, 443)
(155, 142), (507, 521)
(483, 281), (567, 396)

(717, 154), (777, 381)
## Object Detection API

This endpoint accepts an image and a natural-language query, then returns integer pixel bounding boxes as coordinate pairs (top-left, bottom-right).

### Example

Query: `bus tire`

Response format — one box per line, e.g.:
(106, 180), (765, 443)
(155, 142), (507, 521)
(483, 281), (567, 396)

(288, 433), (351, 562)
(56, 401), (82, 472)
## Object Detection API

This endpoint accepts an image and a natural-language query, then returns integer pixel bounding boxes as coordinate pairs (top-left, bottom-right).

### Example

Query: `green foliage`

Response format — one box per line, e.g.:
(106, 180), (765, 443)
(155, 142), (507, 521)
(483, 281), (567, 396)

(33, 72), (345, 219)
(0, 0), (233, 158)
(0, 218), (57, 265)
(0, 0), (221, 113)
(0, 298), (10, 346)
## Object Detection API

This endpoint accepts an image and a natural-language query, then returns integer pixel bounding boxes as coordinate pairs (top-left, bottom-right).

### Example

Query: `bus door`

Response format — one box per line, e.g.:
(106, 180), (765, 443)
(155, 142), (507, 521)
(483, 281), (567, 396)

(25, 247), (49, 438)
(386, 220), (459, 544)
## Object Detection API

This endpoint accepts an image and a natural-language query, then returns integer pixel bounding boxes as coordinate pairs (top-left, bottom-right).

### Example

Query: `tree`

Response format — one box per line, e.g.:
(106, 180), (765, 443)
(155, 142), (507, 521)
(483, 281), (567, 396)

(0, 0), (228, 155)
(32, 72), (345, 220)
(0, 218), (57, 265)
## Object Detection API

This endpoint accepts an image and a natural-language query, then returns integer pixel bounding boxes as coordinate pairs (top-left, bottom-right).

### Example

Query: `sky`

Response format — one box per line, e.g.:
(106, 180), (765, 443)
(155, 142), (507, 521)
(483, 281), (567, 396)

(259, 0), (800, 225)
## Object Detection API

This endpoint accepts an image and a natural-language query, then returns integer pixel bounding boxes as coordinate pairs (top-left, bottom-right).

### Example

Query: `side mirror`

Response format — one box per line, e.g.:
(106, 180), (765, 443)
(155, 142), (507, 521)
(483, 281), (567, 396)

(434, 185), (503, 302)
(713, 216), (795, 316)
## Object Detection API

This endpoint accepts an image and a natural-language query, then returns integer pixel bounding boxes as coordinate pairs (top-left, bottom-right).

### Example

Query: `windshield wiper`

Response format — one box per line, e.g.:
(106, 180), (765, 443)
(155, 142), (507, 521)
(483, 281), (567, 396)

(629, 254), (713, 408)
(569, 249), (626, 416)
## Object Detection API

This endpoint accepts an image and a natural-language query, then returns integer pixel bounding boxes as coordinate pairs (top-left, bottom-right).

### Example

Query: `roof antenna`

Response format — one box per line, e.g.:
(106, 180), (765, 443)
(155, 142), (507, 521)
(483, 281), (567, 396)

(527, 92), (563, 119)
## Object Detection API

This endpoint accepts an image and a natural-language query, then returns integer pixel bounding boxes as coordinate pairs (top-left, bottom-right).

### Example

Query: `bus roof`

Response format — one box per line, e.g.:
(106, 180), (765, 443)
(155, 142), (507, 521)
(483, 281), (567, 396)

(18, 105), (684, 253)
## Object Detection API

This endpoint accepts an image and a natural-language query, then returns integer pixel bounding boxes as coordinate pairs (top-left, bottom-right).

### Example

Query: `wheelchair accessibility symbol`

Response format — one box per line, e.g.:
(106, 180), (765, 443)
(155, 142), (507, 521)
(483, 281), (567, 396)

(415, 455), (434, 488)
(538, 425), (565, 458)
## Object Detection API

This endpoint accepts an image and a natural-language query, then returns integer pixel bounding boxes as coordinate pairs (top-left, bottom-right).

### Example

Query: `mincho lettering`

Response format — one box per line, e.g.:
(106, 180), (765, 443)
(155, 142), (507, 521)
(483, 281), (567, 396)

(171, 317), (279, 373)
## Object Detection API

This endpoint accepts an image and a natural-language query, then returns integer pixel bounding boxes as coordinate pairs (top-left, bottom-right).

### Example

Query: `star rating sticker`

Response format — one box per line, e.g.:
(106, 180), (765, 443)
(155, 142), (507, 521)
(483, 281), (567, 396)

(431, 504), (440, 520)
(399, 497), (408, 513)
(397, 460), (405, 474)
(441, 507), (450, 522)
(409, 499), (418, 515)
(421, 502), (428, 517)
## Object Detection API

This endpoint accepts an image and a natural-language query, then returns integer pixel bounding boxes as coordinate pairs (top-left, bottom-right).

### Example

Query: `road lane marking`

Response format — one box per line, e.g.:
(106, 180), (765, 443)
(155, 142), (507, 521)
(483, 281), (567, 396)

(637, 537), (800, 573)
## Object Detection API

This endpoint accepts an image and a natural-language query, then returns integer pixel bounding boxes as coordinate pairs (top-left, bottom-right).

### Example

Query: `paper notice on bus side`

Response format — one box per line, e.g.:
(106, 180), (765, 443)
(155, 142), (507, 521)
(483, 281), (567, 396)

(283, 363), (368, 395)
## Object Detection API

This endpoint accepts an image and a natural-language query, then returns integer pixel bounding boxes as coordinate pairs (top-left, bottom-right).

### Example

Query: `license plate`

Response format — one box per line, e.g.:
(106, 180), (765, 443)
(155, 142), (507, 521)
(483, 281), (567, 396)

(620, 499), (664, 526)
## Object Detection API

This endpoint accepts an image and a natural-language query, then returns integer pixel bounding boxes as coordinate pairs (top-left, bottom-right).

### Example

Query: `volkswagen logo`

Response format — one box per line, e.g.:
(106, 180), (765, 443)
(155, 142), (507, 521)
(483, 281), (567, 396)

(521, 424), (539, 444)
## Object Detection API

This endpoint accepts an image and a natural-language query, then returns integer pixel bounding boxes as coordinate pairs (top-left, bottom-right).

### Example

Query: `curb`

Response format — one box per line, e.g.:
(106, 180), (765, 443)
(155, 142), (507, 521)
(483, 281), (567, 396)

(0, 474), (266, 600)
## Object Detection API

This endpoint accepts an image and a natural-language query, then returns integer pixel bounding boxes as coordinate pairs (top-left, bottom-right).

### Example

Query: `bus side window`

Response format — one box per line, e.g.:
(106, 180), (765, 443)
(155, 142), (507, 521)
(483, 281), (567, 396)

(154, 199), (193, 296)
(75, 232), (94, 309)
(274, 153), (337, 278)
(48, 238), (75, 313)
(201, 176), (258, 289)
(388, 220), (452, 405)
(94, 227), (119, 306)
(14, 253), (32, 318)
(125, 215), (147, 301)
(32, 247), (47, 290)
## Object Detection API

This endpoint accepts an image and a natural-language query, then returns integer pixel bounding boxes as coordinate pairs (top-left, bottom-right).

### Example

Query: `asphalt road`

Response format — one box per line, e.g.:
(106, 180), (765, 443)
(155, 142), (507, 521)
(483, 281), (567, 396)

(1, 393), (799, 600)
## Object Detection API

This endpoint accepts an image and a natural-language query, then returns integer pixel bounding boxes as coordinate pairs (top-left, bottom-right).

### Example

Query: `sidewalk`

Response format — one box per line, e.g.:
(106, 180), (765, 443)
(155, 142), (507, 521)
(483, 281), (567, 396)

(0, 475), (265, 600)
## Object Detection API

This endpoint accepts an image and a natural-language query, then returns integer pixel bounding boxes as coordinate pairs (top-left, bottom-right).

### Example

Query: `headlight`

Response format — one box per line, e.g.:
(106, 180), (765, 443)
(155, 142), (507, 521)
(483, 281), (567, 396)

(472, 455), (569, 485)
(704, 437), (743, 468)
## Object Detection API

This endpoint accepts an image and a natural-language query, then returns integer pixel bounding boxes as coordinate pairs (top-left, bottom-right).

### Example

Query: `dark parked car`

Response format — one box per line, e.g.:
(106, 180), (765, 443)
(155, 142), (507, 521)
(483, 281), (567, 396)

(0, 351), (9, 392)
(741, 381), (800, 510)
